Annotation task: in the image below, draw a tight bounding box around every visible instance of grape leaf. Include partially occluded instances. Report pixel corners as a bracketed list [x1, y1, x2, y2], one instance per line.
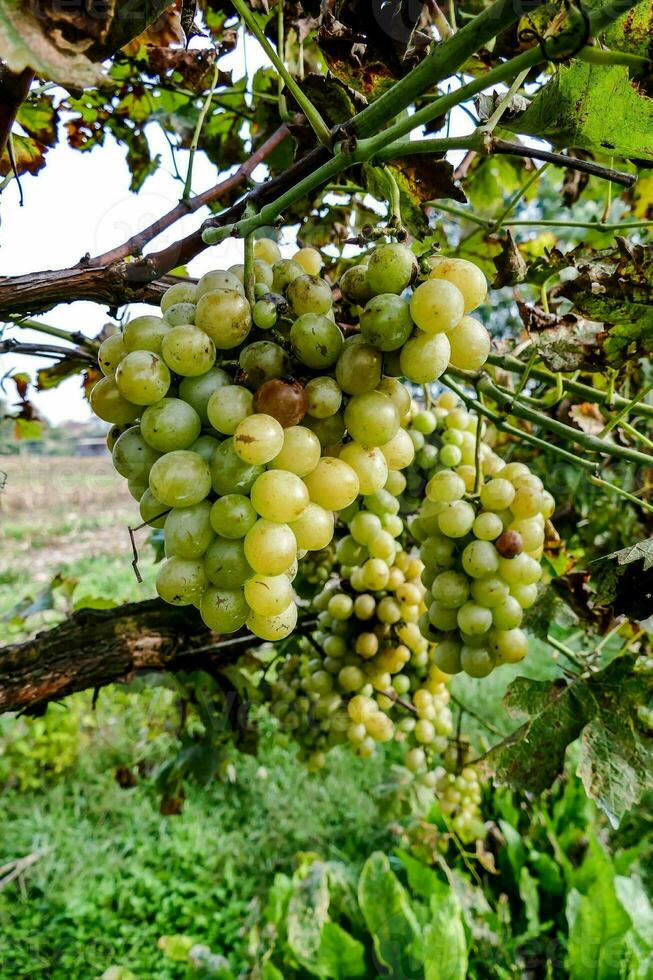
[592, 539, 653, 619]
[315, 922, 366, 979]
[566, 878, 632, 979]
[423, 892, 468, 980]
[357, 852, 421, 978]
[286, 861, 331, 973]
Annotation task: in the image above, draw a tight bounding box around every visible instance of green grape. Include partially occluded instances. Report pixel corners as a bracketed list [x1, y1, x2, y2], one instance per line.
[149, 450, 212, 507]
[161, 281, 197, 311]
[498, 552, 542, 586]
[161, 325, 215, 376]
[380, 428, 414, 470]
[305, 376, 342, 418]
[439, 444, 462, 467]
[106, 423, 133, 452]
[336, 535, 367, 565]
[426, 469, 465, 503]
[289, 502, 334, 551]
[409, 279, 464, 333]
[210, 493, 258, 538]
[359, 294, 413, 351]
[196, 269, 244, 299]
[272, 258, 304, 292]
[360, 558, 390, 590]
[123, 315, 171, 353]
[127, 477, 148, 500]
[247, 601, 298, 640]
[376, 376, 412, 421]
[448, 315, 491, 371]
[254, 238, 282, 265]
[511, 582, 538, 609]
[460, 645, 496, 677]
[156, 556, 206, 605]
[195, 289, 252, 349]
[412, 409, 437, 434]
[207, 385, 253, 435]
[344, 390, 400, 447]
[349, 511, 382, 545]
[457, 601, 493, 635]
[438, 500, 476, 538]
[473, 512, 504, 541]
[491, 596, 523, 630]
[204, 537, 252, 587]
[480, 478, 515, 510]
[239, 341, 290, 388]
[339, 443, 388, 495]
[509, 517, 545, 551]
[112, 426, 160, 480]
[244, 573, 293, 615]
[98, 333, 127, 375]
[233, 413, 284, 464]
[253, 298, 278, 329]
[434, 638, 462, 674]
[364, 488, 399, 516]
[290, 314, 343, 369]
[268, 425, 321, 477]
[303, 457, 359, 511]
[286, 275, 332, 316]
[489, 627, 528, 663]
[399, 331, 450, 384]
[471, 576, 509, 608]
[303, 411, 345, 448]
[210, 438, 264, 495]
[431, 570, 469, 608]
[115, 350, 170, 405]
[189, 434, 220, 462]
[90, 376, 140, 425]
[140, 398, 201, 452]
[339, 264, 372, 305]
[510, 485, 543, 519]
[178, 367, 231, 424]
[384, 469, 406, 495]
[293, 247, 323, 276]
[427, 256, 488, 312]
[163, 302, 196, 327]
[428, 601, 458, 631]
[365, 243, 417, 295]
[462, 540, 500, 578]
[164, 501, 214, 559]
[200, 587, 249, 632]
[250, 469, 310, 523]
[139, 487, 168, 528]
[335, 336, 382, 395]
[244, 519, 297, 575]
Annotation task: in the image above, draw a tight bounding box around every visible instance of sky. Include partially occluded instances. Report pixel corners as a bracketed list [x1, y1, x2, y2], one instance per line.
[0, 35, 480, 425]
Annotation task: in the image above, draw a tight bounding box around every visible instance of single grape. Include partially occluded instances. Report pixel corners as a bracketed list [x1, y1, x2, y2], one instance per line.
[195, 289, 252, 349]
[139, 487, 168, 528]
[303, 411, 346, 448]
[462, 540, 500, 578]
[290, 314, 343, 369]
[204, 536, 252, 588]
[253, 298, 278, 330]
[489, 627, 528, 664]
[178, 367, 231, 424]
[438, 500, 476, 538]
[244, 573, 294, 615]
[365, 243, 417, 295]
[286, 275, 332, 316]
[426, 469, 465, 503]
[190, 434, 220, 462]
[115, 350, 170, 405]
[112, 426, 160, 480]
[268, 425, 321, 477]
[335, 336, 382, 395]
[293, 247, 323, 276]
[460, 645, 496, 677]
[250, 469, 310, 523]
[428, 256, 488, 312]
[90, 376, 140, 425]
[473, 512, 504, 541]
[289, 503, 334, 551]
[163, 302, 196, 327]
[210, 493, 258, 539]
[161, 325, 216, 376]
[471, 576, 509, 608]
[492, 596, 523, 630]
[511, 582, 538, 609]
[376, 376, 412, 421]
[431, 570, 470, 608]
[164, 501, 214, 559]
[380, 428, 415, 470]
[339, 264, 372, 305]
[210, 438, 264, 495]
[480, 478, 515, 511]
[303, 457, 359, 511]
[239, 341, 289, 389]
[200, 587, 249, 632]
[247, 601, 298, 640]
[344, 390, 400, 447]
[253, 379, 308, 427]
[244, 519, 297, 575]
[399, 331, 450, 384]
[339, 443, 388, 495]
[140, 398, 201, 452]
[156, 557, 206, 606]
[233, 413, 284, 464]
[149, 450, 212, 507]
[196, 269, 244, 299]
[161, 281, 196, 311]
[272, 258, 304, 292]
[305, 376, 342, 418]
[359, 294, 413, 351]
[448, 315, 491, 371]
[207, 385, 254, 435]
[98, 333, 127, 375]
[123, 315, 171, 354]
[253, 238, 282, 265]
[409, 279, 464, 334]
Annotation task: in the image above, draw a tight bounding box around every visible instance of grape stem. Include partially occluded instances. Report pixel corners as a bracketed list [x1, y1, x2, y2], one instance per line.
[243, 226, 256, 308]
[3, 316, 96, 350]
[0, 337, 97, 365]
[448, 691, 506, 737]
[183, 60, 221, 201]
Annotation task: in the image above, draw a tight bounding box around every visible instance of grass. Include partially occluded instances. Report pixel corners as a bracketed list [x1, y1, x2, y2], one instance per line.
[0, 455, 393, 978]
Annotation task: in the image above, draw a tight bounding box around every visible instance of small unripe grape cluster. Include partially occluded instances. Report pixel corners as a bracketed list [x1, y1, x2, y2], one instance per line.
[410, 392, 555, 678]
[340, 247, 491, 384]
[435, 750, 484, 843]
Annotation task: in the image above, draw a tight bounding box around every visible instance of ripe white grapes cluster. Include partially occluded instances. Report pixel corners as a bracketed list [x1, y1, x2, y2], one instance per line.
[90, 241, 489, 641]
[410, 392, 555, 677]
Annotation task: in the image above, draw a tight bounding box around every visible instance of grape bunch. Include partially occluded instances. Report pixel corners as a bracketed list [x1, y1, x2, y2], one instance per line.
[409, 392, 555, 678]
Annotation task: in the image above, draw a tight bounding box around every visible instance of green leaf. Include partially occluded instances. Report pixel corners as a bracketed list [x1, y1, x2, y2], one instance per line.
[614, 875, 653, 950]
[286, 861, 331, 973]
[566, 878, 632, 979]
[519, 867, 541, 934]
[158, 934, 194, 962]
[316, 922, 366, 979]
[423, 892, 467, 980]
[358, 852, 421, 978]
[394, 850, 448, 902]
[0, 133, 48, 177]
[261, 964, 284, 980]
